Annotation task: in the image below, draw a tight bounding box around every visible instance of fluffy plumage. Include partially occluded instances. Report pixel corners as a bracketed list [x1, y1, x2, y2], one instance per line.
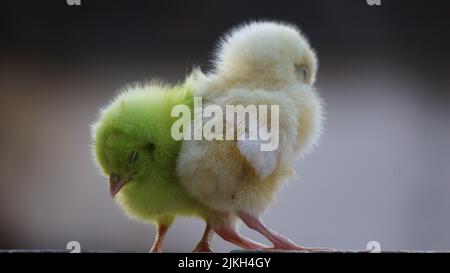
[178, 21, 323, 214]
[92, 82, 220, 251]
[176, 21, 329, 250]
[92, 21, 330, 252]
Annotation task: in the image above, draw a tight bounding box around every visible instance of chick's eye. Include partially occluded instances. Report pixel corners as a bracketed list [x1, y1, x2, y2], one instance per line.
[129, 150, 139, 163]
[111, 174, 120, 183]
[146, 142, 156, 153]
[296, 64, 309, 81]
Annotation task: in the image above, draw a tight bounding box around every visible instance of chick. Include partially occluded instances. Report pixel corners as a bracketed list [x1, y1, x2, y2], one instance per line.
[92, 82, 223, 252]
[177, 21, 329, 250]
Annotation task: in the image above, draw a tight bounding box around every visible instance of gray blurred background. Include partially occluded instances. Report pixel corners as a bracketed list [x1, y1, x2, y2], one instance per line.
[1, 0, 449, 251]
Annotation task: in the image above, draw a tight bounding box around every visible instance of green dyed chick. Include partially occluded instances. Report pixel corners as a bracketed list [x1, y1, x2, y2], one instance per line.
[92, 81, 212, 252]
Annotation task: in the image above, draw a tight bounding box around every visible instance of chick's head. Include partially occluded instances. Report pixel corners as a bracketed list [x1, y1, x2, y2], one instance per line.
[91, 85, 186, 198]
[214, 21, 318, 89]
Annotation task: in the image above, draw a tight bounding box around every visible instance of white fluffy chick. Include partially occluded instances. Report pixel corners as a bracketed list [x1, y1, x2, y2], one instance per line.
[176, 21, 329, 251]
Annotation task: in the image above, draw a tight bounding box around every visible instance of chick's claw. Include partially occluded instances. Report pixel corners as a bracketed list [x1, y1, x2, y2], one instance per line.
[192, 224, 214, 252]
[192, 244, 214, 253]
[212, 225, 268, 250]
[263, 246, 336, 252]
[238, 211, 335, 252]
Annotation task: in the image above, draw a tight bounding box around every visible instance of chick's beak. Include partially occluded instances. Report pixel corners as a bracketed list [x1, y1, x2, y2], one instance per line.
[109, 176, 129, 198]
